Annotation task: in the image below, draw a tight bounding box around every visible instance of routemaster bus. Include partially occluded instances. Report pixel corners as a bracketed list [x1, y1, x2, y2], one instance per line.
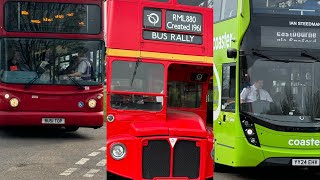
[0, 0, 105, 131]
[106, 0, 214, 179]
[213, 0, 320, 170]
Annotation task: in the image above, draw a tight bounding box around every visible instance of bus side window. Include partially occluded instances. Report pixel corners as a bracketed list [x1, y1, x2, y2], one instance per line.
[212, 0, 222, 23]
[222, 63, 236, 112]
[219, 0, 238, 21]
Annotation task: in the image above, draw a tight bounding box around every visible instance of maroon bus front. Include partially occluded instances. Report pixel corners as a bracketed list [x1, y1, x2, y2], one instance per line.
[0, 0, 105, 130]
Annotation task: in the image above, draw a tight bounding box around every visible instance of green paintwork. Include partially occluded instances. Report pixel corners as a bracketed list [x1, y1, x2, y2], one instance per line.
[213, 0, 320, 167]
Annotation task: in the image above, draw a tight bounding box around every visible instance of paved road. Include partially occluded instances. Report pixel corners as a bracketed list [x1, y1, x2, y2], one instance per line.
[0, 125, 106, 180]
[215, 167, 320, 180]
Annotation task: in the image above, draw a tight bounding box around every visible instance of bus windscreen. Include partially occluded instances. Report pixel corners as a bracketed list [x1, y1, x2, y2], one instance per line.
[0, 38, 104, 86]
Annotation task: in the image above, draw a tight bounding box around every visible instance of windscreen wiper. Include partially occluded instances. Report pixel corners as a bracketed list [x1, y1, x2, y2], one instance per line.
[24, 61, 50, 89]
[66, 75, 85, 90]
[252, 50, 275, 61]
[301, 50, 320, 62]
[24, 73, 42, 89]
[130, 58, 142, 87]
[253, 50, 312, 63]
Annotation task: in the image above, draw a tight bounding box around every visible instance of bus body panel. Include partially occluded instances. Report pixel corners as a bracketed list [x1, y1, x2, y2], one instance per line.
[0, 111, 103, 127]
[0, 0, 105, 128]
[107, 0, 213, 178]
[213, 0, 320, 168]
[0, 85, 103, 112]
[107, 136, 212, 180]
[106, 0, 213, 57]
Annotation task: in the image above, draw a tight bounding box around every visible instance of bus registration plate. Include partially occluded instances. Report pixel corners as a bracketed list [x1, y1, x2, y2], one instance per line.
[292, 159, 320, 166]
[42, 118, 65, 124]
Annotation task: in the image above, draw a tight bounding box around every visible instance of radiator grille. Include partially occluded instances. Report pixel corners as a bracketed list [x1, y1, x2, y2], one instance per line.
[142, 140, 170, 179]
[173, 140, 200, 179]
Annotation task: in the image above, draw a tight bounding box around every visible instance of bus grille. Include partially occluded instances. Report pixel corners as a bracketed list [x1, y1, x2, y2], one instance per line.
[142, 140, 200, 179]
[173, 141, 200, 178]
[142, 140, 170, 179]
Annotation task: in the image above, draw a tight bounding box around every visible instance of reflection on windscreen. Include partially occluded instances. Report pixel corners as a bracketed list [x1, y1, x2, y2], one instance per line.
[178, 0, 208, 7]
[110, 60, 164, 111]
[111, 60, 164, 93]
[253, 0, 320, 16]
[0, 38, 104, 86]
[110, 94, 163, 111]
[168, 82, 202, 108]
[240, 56, 320, 127]
[5, 2, 101, 34]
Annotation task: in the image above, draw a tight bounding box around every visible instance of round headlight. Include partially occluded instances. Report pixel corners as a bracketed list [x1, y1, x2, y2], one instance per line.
[246, 128, 254, 136]
[242, 120, 251, 127]
[250, 137, 257, 144]
[9, 98, 19, 108]
[107, 114, 115, 122]
[110, 143, 127, 160]
[88, 99, 97, 108]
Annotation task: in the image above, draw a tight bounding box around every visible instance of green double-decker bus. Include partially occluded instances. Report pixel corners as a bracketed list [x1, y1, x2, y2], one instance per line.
[213, 0, 320, 169]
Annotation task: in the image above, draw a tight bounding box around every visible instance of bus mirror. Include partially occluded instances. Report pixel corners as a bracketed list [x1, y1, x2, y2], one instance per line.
[227, 48, 237, 59]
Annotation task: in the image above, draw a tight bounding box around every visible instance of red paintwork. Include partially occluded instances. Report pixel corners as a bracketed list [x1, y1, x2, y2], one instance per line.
[106, 0, 214, 179]
[0, 0, 104, 128]
[106, 0, 213, 57]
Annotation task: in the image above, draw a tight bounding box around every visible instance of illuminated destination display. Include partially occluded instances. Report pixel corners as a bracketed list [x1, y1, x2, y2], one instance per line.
[261, 26, 320, 49]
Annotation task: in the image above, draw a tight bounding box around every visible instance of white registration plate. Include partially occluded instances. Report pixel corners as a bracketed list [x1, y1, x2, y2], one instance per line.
[292, 159, 320, 166]
[42, 118, 65, 124]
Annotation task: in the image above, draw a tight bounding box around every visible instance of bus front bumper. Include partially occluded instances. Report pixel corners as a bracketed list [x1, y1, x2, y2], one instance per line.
[233, 137, 320, 167]
[107, 135, 213, 180]
[0, 111, 103, 128]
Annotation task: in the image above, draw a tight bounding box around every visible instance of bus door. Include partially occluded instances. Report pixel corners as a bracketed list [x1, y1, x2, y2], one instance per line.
[215, 63, 237, 164]
[207, 77, 213, 128]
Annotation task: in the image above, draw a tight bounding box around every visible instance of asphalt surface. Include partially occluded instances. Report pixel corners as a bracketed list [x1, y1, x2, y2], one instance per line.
[215, 166, 320, 180]
[0, 125, 106, 180]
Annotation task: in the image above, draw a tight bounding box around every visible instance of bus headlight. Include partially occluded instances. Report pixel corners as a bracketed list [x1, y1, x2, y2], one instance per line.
[110, 143, 127, 160]
[245, 128, 254, 136]
[9, 98, 19, 108]
[107, 114, 115, 122]
[240, 113, 260, 147]
[88, 99, 97, 108]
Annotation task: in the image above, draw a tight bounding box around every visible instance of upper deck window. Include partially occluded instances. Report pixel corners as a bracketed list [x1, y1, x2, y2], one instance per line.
[212, 0, 238, 23]
[253, 0, 320, 16]
[177, 0, 207, 7]
[5, 2, 101, 34]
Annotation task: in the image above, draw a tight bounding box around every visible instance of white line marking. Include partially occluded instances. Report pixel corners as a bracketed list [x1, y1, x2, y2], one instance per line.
[88, 152, 101, 157]
[99, 147, 106, 151]
[83, 169, 100, 177]
[96, 159, 106, 167]
[75, 158, 90, 165]
[60, 168, 77, 176]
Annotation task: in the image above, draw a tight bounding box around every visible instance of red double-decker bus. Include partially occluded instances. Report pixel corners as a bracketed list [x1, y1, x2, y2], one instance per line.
[0, 0, 105, 131]
[106, 0, 214, 179]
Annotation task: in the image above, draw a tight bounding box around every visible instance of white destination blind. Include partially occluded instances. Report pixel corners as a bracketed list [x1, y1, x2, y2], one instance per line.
[166, 10, 202, 34]
[143, 30, 203, 44]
